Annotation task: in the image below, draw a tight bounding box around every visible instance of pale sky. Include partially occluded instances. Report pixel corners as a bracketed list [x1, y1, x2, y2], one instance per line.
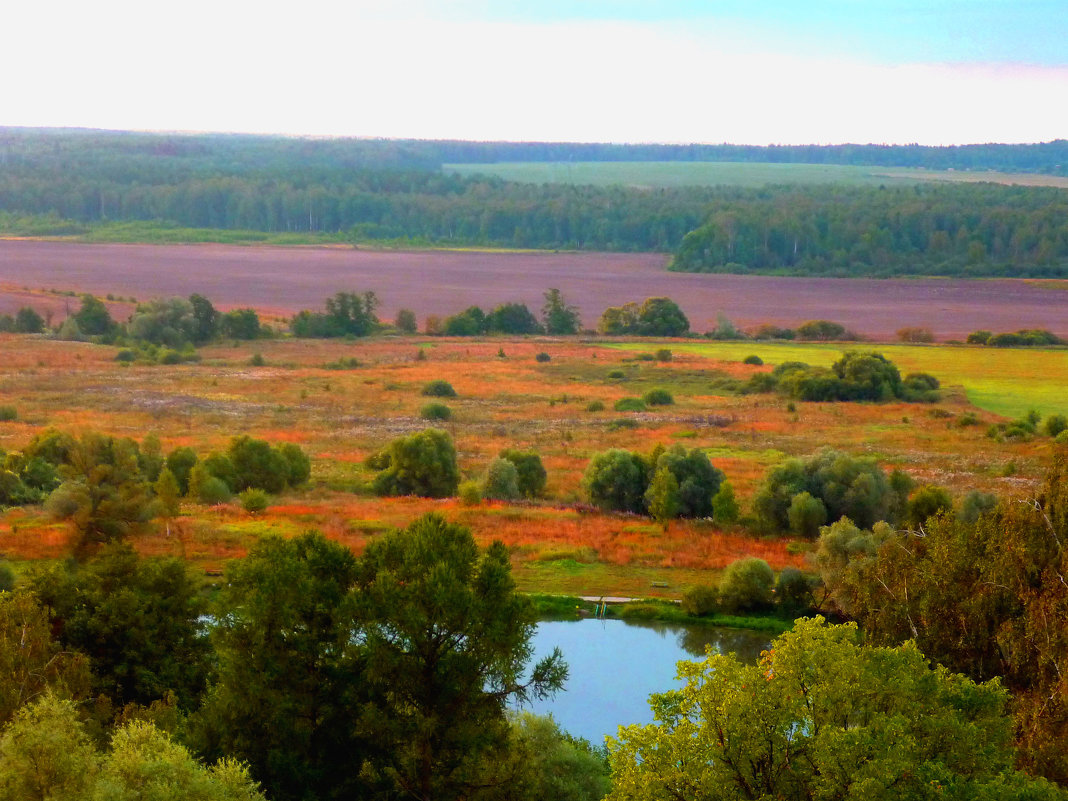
[4, 0, 1067, 145]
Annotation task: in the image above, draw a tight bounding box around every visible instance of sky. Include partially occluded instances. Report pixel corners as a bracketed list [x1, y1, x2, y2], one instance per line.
[4, 0, 1067, 145]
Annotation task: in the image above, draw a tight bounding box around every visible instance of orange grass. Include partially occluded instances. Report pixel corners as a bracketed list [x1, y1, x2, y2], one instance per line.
[0, 333, 1054, 596]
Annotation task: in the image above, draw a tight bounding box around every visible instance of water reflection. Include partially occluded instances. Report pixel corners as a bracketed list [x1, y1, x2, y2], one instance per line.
[523, 619, 769, 745]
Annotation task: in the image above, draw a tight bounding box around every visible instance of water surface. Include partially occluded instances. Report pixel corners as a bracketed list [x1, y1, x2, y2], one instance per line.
[522, 619, 770, 745]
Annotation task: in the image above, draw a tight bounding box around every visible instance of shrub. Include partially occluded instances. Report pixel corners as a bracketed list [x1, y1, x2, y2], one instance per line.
[277, 442, 312, 486]
[711, 480, 739, 525]
[655, 349, 673, 362]
[458, 480, 482, 506]
[0, 561, 15, 592]
[535, 352, 551, 363]
[483, 457, 521, 501]
[248, 352, 266, 367]
[904, 484, 953, 528]
[753, 449, 905, 533]
[485, 302, 542, 335]
[896, 326, 934, 343]
[775, 567, 814, 614]
[422, 380, 457, 398]
[240, 488, 270, 513]
[681, 585, 718, 617]
[420, 402, 452, 421]
[787, 491, 828, 539]
[115, 349, 136, 363]
[585, 400, 605, 412]
[0, 406, 17, 422]
[718, 558, 775, 614]
[159, 349, 182, 365]
[499, 449, 547, 498]
[796, 320, 846, 341]
[966, 330, 992, 345]
[1044, 414, 1068, 438]
[959, 490, 997, 524]
[394, 308, 418, 334]
[742, 354, 764, 366]
[642, 388, 674, 406]
[635, 352, 655, 362]
[652, 444, 725, 519]
[614, 398, 647, 412]
[166, 447, 198, 495]
[606, 369, 626, 380]
[583, 449, 648, 514]
[228, 436, 290, 494]
[14, 307, 45, 334]
[371, 428, 460, 498]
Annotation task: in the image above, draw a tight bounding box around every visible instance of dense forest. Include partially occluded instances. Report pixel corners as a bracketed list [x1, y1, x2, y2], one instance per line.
[2, 127, 1068, 275]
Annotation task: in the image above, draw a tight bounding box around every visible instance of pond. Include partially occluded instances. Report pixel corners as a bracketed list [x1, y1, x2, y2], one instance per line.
[521, 619, 771, 745]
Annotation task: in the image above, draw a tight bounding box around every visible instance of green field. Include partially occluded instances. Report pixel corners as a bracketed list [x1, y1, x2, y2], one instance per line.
[606, 341, 1068, 419]
[444, 161, 1068, 190]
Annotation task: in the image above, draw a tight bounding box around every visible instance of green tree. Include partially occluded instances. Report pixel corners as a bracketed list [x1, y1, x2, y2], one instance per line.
[597, 302, 639, 335]
[645, 466, 680, 525]
[905, 484, 954, 528]
[583, 449, 649, 514]
[227, 436, 289, 494]
[608, 618, 1061, 801]
[505, 713, 610, 801]
[541, 288, 582, 335]
[653, 444, 724, 519]
[716, 557, 774, 614]
[354, 514, 567, 801]
[394, 308, 418, 334]
[0, 693, 98, 800]
[370, 428, 461, 498]
[636, 297, 689, 337]
[12, 307, 44, 334]
[128, 297, 197, 347]
[0, 592, 91, 727]
[220, 308, 261, 340]
[499, 449, 547, 498]
[483, 457, 521, 501]
[190, 532, 364, 801]
[45, 433, 154, 555]
[32, 544, 210, 710]
[72, 294, 118, 338]
[485, 302, 543, 334]
[153, 467, 181, 520]
[787, 490, 827, 538]
[166, 447, 198, 495]
[188, 293, 220, 344]
[711, 480, 739, 525]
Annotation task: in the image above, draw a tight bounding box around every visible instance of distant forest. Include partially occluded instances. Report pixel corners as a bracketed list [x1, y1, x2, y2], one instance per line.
[2, 127, 1068, 277]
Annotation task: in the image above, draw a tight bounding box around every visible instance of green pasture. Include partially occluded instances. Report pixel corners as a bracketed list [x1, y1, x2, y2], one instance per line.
[605, 341, 1068, 419]
[443, 161, 1068, 190]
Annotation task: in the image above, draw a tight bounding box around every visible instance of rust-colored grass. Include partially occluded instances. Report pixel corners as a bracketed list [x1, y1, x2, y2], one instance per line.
[0, 331, 1054, 598]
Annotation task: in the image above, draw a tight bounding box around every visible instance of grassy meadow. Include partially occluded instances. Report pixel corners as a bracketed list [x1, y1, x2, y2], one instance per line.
[0, 332, 1060, 598]
[443, 161, 1068, 190]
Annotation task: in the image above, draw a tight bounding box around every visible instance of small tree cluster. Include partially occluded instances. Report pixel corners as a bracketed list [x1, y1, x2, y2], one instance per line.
[967, 328, 1063, 347]
[291, 290, 379, 337]
[741, 351, 940, 403]
[368, 428, 461, 498]
[584, 444, 728, 522]
[597, 297, 689, 337]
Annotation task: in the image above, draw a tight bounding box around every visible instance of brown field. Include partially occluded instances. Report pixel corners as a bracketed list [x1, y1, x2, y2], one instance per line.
[2, 240, 1067, 340]
[0, 331, 1055, 598]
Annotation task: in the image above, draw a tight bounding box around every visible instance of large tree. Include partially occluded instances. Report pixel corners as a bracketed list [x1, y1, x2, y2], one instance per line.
[354, 513, 567, 801]
[608, 617, 1062, 801]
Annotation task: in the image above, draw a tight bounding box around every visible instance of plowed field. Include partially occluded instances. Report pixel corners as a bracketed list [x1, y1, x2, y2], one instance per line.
[1, 239, 1066, 340]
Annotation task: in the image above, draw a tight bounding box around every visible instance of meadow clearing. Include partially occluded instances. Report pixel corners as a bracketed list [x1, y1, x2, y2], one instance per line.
[0, 329, 1060, 598]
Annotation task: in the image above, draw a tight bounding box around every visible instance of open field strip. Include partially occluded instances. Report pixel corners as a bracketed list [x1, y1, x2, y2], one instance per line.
[605, 341, 1068, 419]
[444, 161, 1068, 189]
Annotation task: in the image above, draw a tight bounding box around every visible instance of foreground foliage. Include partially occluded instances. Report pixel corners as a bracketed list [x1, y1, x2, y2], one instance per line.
[608, 618, 1065, 801]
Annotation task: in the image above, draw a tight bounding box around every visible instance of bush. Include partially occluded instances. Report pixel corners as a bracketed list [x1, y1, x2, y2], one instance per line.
[499, 449, 547, 498]
[585, 400, 605, 412]
[371, 428, 460, 498]
[655, 349, 673, 362]
[635, 352, 655, 361]
[966, 330, 992, 345]
[483, 457, 521, 501]
[240, 488, 270, 513]
[718, 558, 775, 614]
[614, 398, 647, 412]
[115, 349, 136, 362]
[904, 484, 953, 528]
[420, 402, 452, 421]
[583, 449, 648, 513]
[606, 369, 626, 380]
[14, 306, 45, 334]
[277, 442, 312, 486]
[195, 472, 232, 505]
[1044, 414, 1068, 438]
[0, 561, 14, 592]
[681, 585, 718, 616]
[248, 352, 266, 367]
[535, 352, 551, 363]
[394, 308, 418, 334]
[228, 436, 290, 494]
[458, 480, 482, 506]
[642, 388, 674, 406]
[896, 326, 934, 343]
[422, 380, 457, 398]
[775, 567, 814, 614]
[742, 354, 764, 365]
[796, 320, 846, 341]
[652, 444, 726, 519]
[711, 480, 739, 524]
[0, 406, 17, 422]
[787, 491, 828, 539]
